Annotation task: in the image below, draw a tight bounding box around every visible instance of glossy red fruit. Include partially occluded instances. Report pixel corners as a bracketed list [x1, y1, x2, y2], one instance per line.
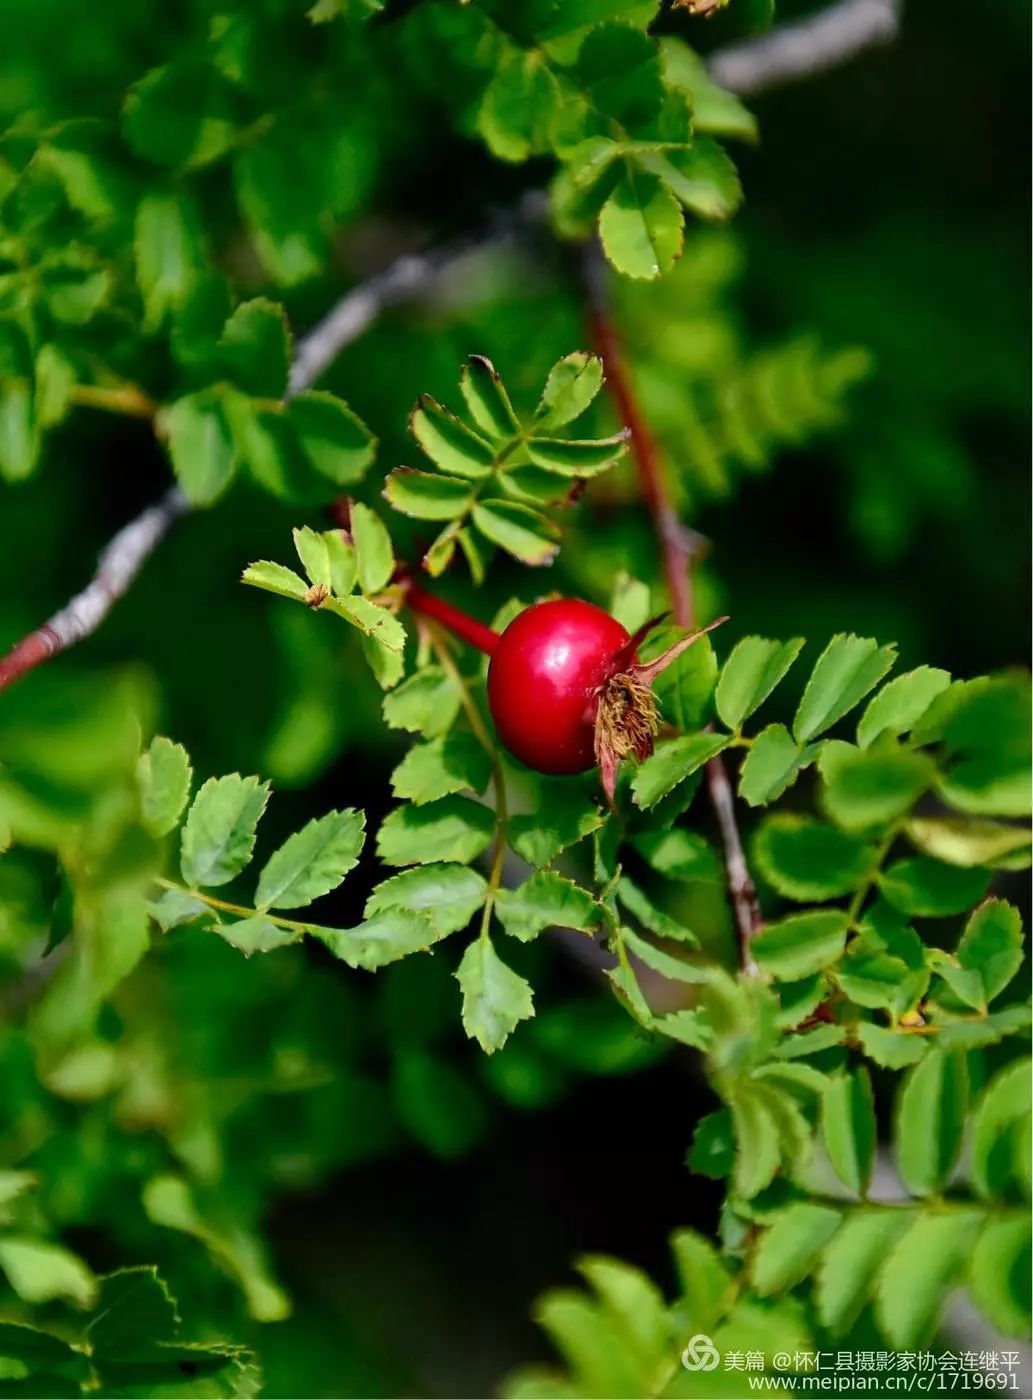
[487, 599, 631, 775]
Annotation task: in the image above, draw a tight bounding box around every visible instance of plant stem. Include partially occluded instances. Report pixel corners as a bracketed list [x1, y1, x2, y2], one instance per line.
[71, 382, 158, 420]
[583, 243, 764, 973]
[152, 877, 314, 934]
[402, 578, 500, 657]
[421, 623, 510, 939]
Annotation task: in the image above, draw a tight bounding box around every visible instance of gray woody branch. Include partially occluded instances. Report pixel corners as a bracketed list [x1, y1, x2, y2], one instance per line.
[710, 0, 902, 96]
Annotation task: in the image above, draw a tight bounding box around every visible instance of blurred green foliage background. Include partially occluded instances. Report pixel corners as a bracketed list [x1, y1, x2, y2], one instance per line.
[0, 0, 1026, 1394]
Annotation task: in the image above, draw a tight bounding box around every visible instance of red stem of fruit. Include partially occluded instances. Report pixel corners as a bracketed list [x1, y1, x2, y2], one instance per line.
[402, 579, 500, 657]
[584, 245, 764, 970]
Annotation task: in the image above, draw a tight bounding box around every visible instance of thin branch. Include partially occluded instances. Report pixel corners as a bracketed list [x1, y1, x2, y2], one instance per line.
[708, 0, 902, 97]
[0, 196, 547, 695]
[583, 242, 763, 971]
[288, 191, 547, 395]
[0, 486, 189, 691]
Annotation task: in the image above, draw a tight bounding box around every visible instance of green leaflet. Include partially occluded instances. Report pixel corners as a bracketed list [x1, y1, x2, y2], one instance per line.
[754, 815, 874, 902]
[375, 797, 495, 867]
[455, 935, 534, 1053]
[752, 1203, 842, 1297]
[752, 910, 849, 981]
[794, 635, 897, 743]
[716, 636, 805, 731]
[180, 774, 269, 888]
[254, 809, 365, 910]
[821, 1069, 876, 1197]
[876, 1212, 983, 1349]
[137, 736, 192, 837]
[894, 1050, 968, 1197]
[495, 871, 600, 942]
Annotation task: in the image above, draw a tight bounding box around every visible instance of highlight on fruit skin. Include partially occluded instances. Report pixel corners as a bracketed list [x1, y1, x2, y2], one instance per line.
[485, 598, 727, 802]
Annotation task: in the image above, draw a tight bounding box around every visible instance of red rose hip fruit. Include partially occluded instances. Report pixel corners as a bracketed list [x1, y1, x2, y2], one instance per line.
[485, 598, 726, 801]
[487, 599, 630, 775]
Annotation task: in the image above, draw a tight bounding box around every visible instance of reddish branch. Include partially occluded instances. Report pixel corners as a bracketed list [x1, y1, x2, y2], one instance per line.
[583, 246, 764, 969]
[401, 578, 500, 657]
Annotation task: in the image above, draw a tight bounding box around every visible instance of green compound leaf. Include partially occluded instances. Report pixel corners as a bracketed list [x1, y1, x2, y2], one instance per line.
[955, 897, 1024, 1004]
[495, 872, 600, 942]
[715, 636, 804, 731]
[752, 910, 850, 981]
[314, 908, 440, 971]
[752, 1203, 842, 1297]
[376, 796, 495, 866]
[255, 808, 365, 910]
[534, 352, 604, 430]
[365, 864, 487, 939]
[754, 815, 875, 902]
[630, 731, 729, 808]
[816, 1211, 911, 1335]
[455, 935, 534, 1053]
[876, 1211, 983, 1350]
[895, 1049, 968, 1197]
[390, 731, 492, 806]
[794, 634, 897, 743]
[878, 856, 989, 917]
[180, 774, 270, 888]
[599, 170, 683, 281]
[856, 666, 952, 748]
[160, 390, 237, 505]
[287, 390, 376, 486]
[738, 724, 815, 806]
[821, 1068, 876, 1197]
[137, 736, 192, 837]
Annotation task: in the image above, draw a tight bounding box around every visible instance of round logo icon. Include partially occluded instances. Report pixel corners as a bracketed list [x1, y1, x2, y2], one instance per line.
[681, 1334, 721, 1372]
